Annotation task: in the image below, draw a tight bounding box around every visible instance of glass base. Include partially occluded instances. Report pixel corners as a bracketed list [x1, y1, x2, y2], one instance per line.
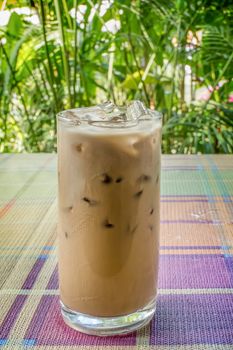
[60, 298, 156, 336]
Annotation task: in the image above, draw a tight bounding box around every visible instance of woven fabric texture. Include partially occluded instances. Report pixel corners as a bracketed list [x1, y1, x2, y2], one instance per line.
[0, 154, 233, 349]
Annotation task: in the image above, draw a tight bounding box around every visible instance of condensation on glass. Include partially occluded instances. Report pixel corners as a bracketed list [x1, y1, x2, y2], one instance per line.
[57, 101, 162, 335]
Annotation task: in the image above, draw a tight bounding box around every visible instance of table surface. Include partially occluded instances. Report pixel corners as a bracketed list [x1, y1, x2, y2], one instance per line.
[0, 154, 233, 349]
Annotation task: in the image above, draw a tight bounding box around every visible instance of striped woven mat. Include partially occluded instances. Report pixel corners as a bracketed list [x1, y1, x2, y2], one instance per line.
[0, 154, 233, 349]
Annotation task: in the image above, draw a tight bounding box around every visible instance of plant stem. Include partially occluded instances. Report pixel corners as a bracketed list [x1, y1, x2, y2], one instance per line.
[37, 60, 50, 98]
[127, 28, 150, 106]
[108, 43, 116, 102]
[73, 0, 78, 106]
[168, 17, 181, 120]
[54, 0, 72, 107]
[180, 62, 185, 109]
[140, 53, 155, 88]
[123, 47, 140, 93]
[61, 0, 72, 29]
[39, 0, 59, 115]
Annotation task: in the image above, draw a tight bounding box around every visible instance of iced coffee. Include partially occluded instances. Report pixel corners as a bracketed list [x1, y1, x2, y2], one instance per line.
[57, 101, 162, 335]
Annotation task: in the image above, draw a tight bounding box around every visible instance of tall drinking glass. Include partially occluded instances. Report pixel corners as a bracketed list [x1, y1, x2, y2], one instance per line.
[57, 101, 162, 335]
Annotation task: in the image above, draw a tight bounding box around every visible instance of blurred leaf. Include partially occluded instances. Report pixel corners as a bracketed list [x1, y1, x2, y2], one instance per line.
[156, 50, 163, 67]
[7, 12, 22, 37]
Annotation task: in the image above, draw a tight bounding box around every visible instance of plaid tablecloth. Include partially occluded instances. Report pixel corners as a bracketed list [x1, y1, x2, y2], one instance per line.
[0, 154, 233, 349]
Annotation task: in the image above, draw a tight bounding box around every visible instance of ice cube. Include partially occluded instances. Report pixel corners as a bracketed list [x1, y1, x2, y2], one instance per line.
[59, 100, 159, 127]
[126, 100, 149, 121]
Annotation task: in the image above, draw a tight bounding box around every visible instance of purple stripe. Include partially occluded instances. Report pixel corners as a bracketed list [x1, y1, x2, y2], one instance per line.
[24, 295, 53, 341]
[46, 265, 58, 289]
[162, 194, 208, 197]
[161, 199, 233, 202]
[150, 294, 233, 345]
[162, 166, 233, 170]
[161, 199, 209, 202]
[224, 257, 233, 286]
[25, 296, 136, 346]
[158, 255, 233, 289]
[161, 254, 224, 257]
[161, 220, 214, 224]
[160, 246, 222, 250]
[161, 195, 233, 197]
[0, 295, 27, 338]
[22, 258, 46, 289]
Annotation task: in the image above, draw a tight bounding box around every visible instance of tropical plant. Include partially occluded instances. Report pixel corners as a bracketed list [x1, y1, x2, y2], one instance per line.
[0, 0, 232, 153]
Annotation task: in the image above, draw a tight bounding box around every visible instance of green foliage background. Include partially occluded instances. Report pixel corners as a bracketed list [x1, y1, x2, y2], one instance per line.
[0, 0, 233, 153]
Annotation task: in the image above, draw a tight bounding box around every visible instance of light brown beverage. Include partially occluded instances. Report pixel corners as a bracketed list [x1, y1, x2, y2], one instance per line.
[57, 101, 161, 334]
